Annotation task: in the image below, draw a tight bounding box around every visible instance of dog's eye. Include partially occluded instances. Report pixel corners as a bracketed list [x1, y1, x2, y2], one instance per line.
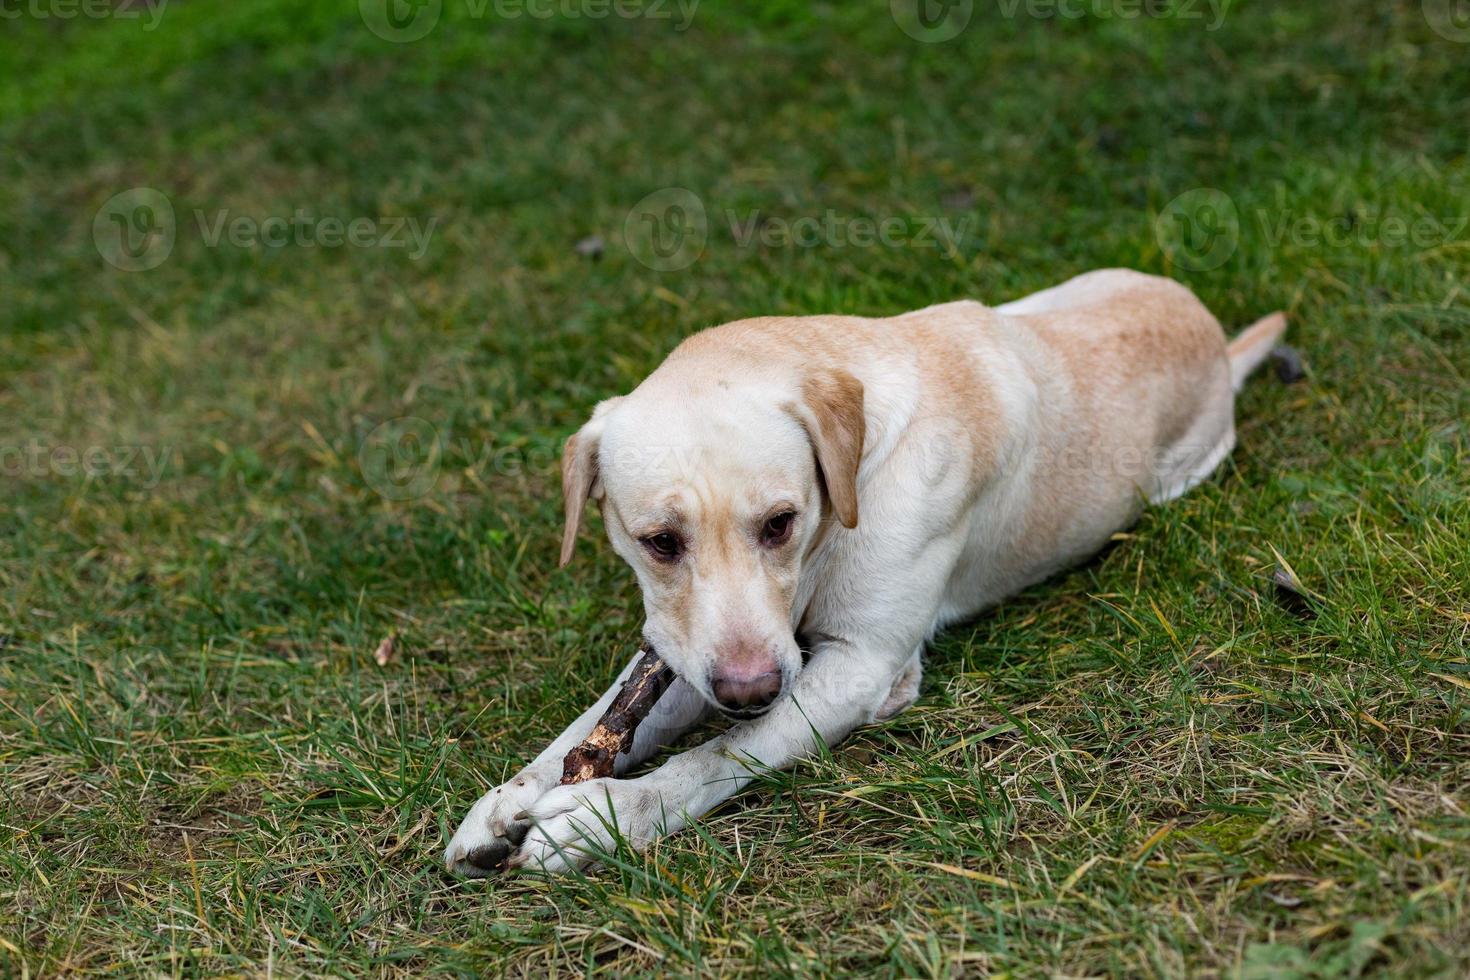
[641, 532, 683, 562]
[761, 511, 797, 547]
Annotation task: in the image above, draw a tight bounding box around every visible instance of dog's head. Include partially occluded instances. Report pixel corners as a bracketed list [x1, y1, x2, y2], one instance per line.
[559, 367, 864, 717]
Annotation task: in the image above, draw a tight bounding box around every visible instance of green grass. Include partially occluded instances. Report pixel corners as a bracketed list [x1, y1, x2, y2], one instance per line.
[2, 0, 1468, 974]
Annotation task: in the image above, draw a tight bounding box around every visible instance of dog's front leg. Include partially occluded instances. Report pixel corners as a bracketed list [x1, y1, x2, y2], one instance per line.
[444, 651, 710, 876]
[512, 639, 914, 873]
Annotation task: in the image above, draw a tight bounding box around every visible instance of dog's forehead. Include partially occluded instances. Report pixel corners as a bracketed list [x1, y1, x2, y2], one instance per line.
[599, 395, 809, 503]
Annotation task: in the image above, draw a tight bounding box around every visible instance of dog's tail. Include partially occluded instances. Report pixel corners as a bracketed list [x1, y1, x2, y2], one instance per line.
[1227, 312, 1288, 392]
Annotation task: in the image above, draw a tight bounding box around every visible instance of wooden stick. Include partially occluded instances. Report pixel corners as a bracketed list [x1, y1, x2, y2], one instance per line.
[560, 646, 673, 784]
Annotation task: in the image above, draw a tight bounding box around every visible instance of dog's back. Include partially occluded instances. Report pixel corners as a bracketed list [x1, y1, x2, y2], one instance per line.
[918, 270, 1283, 620]
[997, 269, 1240, 503]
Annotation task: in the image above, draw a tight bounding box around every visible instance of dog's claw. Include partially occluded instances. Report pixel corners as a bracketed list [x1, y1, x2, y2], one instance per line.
[444, 769, 553, 877]
[464, 842, 512, 872]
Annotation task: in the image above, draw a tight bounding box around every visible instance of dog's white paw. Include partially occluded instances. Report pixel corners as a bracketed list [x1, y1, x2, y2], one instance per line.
[443, 766, 558, 877]
[508, 776, 680, 875]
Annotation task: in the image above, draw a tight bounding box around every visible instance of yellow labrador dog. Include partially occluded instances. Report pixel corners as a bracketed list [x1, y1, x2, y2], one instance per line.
[445, 269, 1286, 875]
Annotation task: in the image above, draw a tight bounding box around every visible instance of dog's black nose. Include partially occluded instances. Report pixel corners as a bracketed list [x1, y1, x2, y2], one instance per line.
[711, 670, 782, 712]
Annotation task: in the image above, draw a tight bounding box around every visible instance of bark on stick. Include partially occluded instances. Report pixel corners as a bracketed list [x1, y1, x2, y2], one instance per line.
[560, 646, 673, 784]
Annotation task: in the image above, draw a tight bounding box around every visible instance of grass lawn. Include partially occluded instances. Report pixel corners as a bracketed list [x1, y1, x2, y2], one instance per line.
[2, 0, 1468, 974]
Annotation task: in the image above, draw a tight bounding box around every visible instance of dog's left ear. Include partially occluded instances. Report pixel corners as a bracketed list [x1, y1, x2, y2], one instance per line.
[790, 369, 865, 529]
[560, 396, 623, 567]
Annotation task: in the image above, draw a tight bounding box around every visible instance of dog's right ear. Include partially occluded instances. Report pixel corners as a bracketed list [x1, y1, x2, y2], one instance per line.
[560, 397, 623, 567]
